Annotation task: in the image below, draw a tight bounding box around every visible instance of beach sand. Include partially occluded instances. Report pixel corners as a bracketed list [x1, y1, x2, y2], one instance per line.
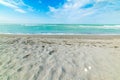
[0, 34, 120, 80]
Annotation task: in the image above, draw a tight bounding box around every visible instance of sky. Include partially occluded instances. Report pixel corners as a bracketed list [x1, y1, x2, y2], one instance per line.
[0, 0, 120, 24]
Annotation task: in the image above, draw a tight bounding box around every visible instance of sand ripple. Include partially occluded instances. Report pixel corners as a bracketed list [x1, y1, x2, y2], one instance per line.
[0, 36, 120, 80]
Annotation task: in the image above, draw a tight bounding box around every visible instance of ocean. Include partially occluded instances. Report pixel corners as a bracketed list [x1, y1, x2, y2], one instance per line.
[0, 24, 120, 34]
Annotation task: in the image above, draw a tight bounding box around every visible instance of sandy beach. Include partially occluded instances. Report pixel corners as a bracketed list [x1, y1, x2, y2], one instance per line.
[0, 34, 120, 80]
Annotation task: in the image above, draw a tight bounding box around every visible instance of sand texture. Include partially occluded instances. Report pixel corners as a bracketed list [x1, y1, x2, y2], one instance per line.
[0, 35, 120, 80]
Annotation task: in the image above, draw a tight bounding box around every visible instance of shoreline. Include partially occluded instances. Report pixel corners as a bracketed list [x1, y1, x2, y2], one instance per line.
[1, 34, 120, 39]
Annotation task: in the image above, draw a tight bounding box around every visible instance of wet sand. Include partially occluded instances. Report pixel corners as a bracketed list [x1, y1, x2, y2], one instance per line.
[0, 34, 120, 80]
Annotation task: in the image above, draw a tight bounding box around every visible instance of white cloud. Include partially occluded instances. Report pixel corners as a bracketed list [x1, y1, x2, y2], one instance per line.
[49, 0, 120, 23]
[49, 0, 95, 22]
[15, 8, 26, 13]
[0, 0, 26, 13]
[0, 0, 33, 13]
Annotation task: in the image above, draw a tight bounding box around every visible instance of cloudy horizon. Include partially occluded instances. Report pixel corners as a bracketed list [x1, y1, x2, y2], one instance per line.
[0, 0, 120, 24]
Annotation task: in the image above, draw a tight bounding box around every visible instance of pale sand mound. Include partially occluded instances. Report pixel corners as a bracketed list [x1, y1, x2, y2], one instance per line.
[0, 36, 120, 80]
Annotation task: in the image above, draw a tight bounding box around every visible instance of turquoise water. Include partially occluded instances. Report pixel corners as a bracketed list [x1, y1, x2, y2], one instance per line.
[0, 24, 120, 34]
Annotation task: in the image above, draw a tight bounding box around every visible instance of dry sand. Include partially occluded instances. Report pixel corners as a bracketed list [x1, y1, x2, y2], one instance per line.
[0, 35, 120, 80]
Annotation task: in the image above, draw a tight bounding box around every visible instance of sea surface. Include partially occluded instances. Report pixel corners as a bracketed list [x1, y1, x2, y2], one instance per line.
[0, 24, 120, 34]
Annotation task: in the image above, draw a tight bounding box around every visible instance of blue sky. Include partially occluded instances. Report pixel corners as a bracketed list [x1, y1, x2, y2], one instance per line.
[0, 0, 120, 24]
